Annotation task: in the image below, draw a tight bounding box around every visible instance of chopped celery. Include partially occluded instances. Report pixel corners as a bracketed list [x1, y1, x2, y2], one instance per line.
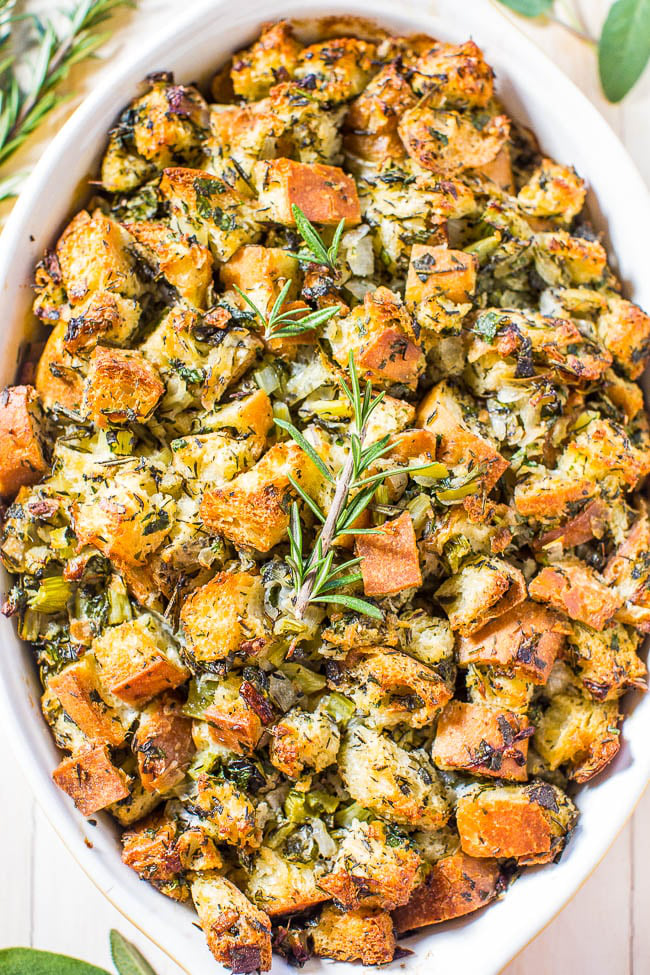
[308, 399, 351, 419]
[107, 587, 132, 624]
[281, 662, 326, 694]
[182, 678, 221, 719]
[104, 429, 135, 456]
[188, 748, 221, 780]
[334, 801, 374, 828]
[254, 365, 280, 395]
[444, 535, 472, 574]
[20, 608, 44, 641]
[28, 577, 71, 613]
[407, 494, 432, 533]
[306, 790, 341, 816]
[322, 692, 356, 727]
[285, 790, 308, 823]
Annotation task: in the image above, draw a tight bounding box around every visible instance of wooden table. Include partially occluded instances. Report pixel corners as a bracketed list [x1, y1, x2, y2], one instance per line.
[1, 1, 648, 972]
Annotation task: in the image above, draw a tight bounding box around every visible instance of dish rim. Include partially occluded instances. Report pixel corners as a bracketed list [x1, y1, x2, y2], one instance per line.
[0, 1, 649, 973]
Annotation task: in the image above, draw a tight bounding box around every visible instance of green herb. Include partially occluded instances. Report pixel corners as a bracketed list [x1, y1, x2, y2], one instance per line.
[0, 948, 110, 974]
[599, 0, 650, 101]
[287, 204, 345, 274]
[473, 310, 501, 343]
[109, 931, 156, 975]
[234, 279, 339, 341]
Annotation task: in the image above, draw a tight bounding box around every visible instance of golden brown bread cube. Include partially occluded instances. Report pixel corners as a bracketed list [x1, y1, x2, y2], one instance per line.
[529, 560, 622, 631]
[534, 498, 608, 553]
[456, 781, 578, 864]
[392, 851, 502, 932]
[133, 693, 194, 793]
[405, 244, 478, 306]
[200, 678, 264, 755]
[35, 321, 85, 413]
[253, 158, 361, 226]
[0, 386, 49, 498]
[566, 621, 646, 701]
[293, 37, 377, 104]
[269, 705, 340, 778]
[62, 291, 140, 355]
[124, 79, 209, 169]
[230, 20, 302, 101]
[92, 616, 188, 706]
[535, 231, 607, 285]
[55, 210, 143, 304]
[517, 159, 586, 224]
[344, 64, 416, 164]
[180, 571, 270, 664]
[311, 905, 396, 965]
[191, 873, 272, 973]
[474, 146, 515, 192]
[357, 511, 421, 597]
[193, 773, 262, 850]
[433, 700, 531, 781]
[83, 347, 164, 427]
[410, 40, 494, 106]
[220, 245, 299, 320]
[399, 105, 509, 176]
[48, 656, 127, 747]
[534, 686, 621, 783]
[435, 556, 526, 637]
[456, 601, 565, 684]
[604, 513, 650, 631]
[52, 745, 130, 816]
[596, 295, 650, 379]
[122, 813, 197, 901]
[245, 847, 329, 918]
[126, 221, 214, 309]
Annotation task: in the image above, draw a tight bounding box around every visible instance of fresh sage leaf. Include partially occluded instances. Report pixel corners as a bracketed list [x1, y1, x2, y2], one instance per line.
[598, 0, 650, 101]
[0, 947, 110, 975]
[109, 932, 156, 975]
[496, 0, 554, 16]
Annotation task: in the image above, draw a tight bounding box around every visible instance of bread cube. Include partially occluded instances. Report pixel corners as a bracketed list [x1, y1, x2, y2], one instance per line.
[436, 556, 526, 636]
[529, 560, 621, 631]
[48, 656, 128, 747]
[269, 705, 340, 778]
[514, 471, 596, 521]
[344, 64, 416, 163]
[398, 106, 509, 176]
[433, 700, 531, 781]
[200, 676, 263, 754]
[56, 210, 143, 304]
[534, 231, 607, 285]
[392, 851, 501, 932]
[254, 158, 361, 226]
[406, 245, 477, 306]
[246, 847, 329, 918]
[357, 511, 421, 597]
[133, 693, 194, 793]
[597, 295, 650, 380]
[534, 498, 608, 553]
[410, 40, 494, 106]
[36, 321, 85, 413]
[562, 419, 647, 493]
[160, 167, 261, 262]
[83, 347, 164, 427]
[456, 781, 578, 864]
[604, 514, 650, 631]
[220, 245, 299, 319]
[466, 666, 535, 715]
[338, 723, 450, 830]
[52, 745, 130, 816]
[126, 78, 209, 168]
[311, 905, 395, 966]
[0, 386, 49, 497]
[180, 571, 270, 664]
[567, 621, 646, 701]
[62, 291, 140, 355]
[126, 221, 214, 308]
[456, 601, 565, 684]
[474, 146, 515, 192]
[293, 37, 377, 104]
[517, 159, 586, 224]
[92, 615, 188, 706]
[193, 773, 262, 850]
[534, 688, 620, 783]
[319, 819, 423, 910]
[200, 442, 319, 552]
[122, 813, 201, 901]
[267, 82, 344, 166]
[230, 21, 302, 101]
[191, 873, 272, 973]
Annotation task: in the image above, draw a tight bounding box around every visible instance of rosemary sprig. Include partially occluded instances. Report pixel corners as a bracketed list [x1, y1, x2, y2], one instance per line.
[287, 204, 345, 275]
[280, 351, 442, 620]
[0, 0, 132, 172]
[233, 279, 339, 341]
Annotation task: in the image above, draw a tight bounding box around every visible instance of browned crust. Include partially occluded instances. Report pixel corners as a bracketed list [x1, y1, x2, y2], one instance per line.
[433, 700, 531, 781]
[311, 905, 395, 965]
[204, 703, 262, 755]
[52, 745, 129, 816]
[357, 511, 421, 596]
[534, 499, 608, 552]
[0, 386, 48, 498]
[406, 244, 477, 306]
[529, 562, 622, 631]
[258, 157, 361, 225]
[134, 694, 195, 793]
[456, 791, 553, 863]
[48, 660, 126, 747]
[84, 346, 164, 427]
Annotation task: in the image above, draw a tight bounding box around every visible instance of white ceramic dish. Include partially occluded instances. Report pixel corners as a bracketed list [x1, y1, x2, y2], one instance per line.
[1, 1, 649, 972]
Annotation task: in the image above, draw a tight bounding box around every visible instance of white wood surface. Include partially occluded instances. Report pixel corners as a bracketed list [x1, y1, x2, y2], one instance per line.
[1, 1, 649, 972]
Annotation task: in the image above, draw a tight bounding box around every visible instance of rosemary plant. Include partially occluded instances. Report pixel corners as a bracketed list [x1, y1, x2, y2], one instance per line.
[233, 278, 339, 341]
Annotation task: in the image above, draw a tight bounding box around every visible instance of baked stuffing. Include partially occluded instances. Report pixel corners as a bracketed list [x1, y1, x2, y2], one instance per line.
[2, 19, 649, 972]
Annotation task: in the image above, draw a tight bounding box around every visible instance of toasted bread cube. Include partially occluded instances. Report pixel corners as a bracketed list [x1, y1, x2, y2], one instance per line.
[92, 616, 188, 706]
[56, 210, 143, 304]
[319, 819, 422, 911]
[345, 63, 416, 137]
[254, 158, 361, 226]
[126, 221, 214, 309]
[160, 168, 261, 262]
[406, 245, 477, 306]
[561, 418, 647, 493]
[327, 286, 425, 389]
[475, 146, 515, 192]
[517, 159, 586, 225]
[83, 347, 164, 427]
[125, 78, 209, 168]
[514, 471, 596, 521]
[357, 511, 421, 597]
[457, 781, 578, 864]
[33, 252, 67, 323]
[312, 905, 395, 965]
[534, 688, 620, 783]
[534, 498, 609, 553]
[294, 37, 377, 104]
[0, 386, 49, 497]
[122, 813, 198, 901]
[100, 131, 157, 194]
[410, 40, 494, 106]
[134, 694, 194, 793]
[193, 773, 262, 850]
[604, 514, 650, 631]
[530, 560, 621, 631]
[597, 295, 650, 379]
[191, 873, 272, 973]
[269, 705, 339, 778]
[200, 676, 263, 754]
[35, 321, 85, 413]
[398, 106, 509, 176]
[335, 648, 452, 729]
[265, 81, 343, 166]
[466, 666, 535, 715]
[246, 847, 329, 918]
[535, 231, 607, 285]
[221, 245, 299, 319]
[436, 556, 526, 636]
[63, 292, 140, 357]
[53, 745, 130, 816]
[457, 601, 565, 684]
[567, 621, 646, 700]
[339, 723, 450, 830]
[393, 851, 501, 932]
[603, 369, 644, 421]
[231, 21, 302, 101]
[48, 656, 127, 747]
[433, 701, 530, 781]
[200, 442, 318, 551]
[180, 571, 270, 664]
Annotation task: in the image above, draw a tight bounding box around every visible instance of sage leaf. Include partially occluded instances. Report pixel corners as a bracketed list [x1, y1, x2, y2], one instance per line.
[497, 0, 554, 16]
[0, 947, 110, 975]
[599, 0, 650, 101]
[109, 932, 156, 975]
